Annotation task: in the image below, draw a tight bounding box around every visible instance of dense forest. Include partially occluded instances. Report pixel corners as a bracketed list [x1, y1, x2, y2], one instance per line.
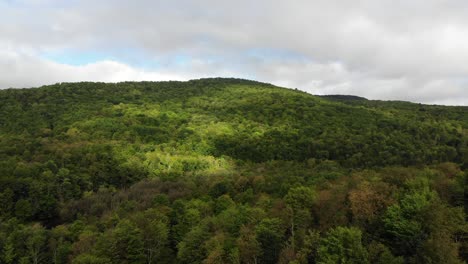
[0, 78, 467, 263]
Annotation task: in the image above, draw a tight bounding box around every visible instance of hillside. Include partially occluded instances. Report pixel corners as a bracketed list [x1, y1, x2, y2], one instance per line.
[0, 78, 467, 263]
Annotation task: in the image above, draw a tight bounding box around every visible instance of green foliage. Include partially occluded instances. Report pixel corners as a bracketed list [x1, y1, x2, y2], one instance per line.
[0, 78, 466, 263]
[317, 226, 369, 264]
[418, 234, 464, 264]
[285, 186, 316, 210]
[177, 225, 210, 264]
[107, 220, 145, 263]
[382, 179, 438, 254]
[367, 242, 404, 264]
[72, 254, 111, 264]
[255, 218, 285, 264]
[237, 225, 261, 264]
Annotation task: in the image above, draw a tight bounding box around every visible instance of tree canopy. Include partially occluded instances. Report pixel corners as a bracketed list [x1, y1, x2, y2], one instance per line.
[0, 78, 467, 263]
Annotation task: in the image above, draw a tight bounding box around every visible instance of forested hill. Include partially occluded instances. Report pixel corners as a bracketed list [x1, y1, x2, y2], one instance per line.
[318, 94, 368, 102]
[1, 78, 467, 167]
[0, 78, 468, 263]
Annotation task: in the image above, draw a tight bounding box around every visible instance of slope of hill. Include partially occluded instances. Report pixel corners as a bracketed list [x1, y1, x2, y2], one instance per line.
[318, 94, 368, 102]
[0, 78, 467, 263]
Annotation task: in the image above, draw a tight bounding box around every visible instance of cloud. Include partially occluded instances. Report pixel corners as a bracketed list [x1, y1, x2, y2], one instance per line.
[0, 0, 467, 105]
[0, 48, 242, 88]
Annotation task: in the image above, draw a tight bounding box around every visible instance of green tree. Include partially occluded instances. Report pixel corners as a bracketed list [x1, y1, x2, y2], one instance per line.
[367, 242, 403, 264]
[237, 226, 261, 264]
[255, 218, 285, 264]
[295, 230, 320, 264]
[0, 188, 14, 217]
[26, 224, 48, 264]
[72, 254, 111, 264]
[49, 225, 72, 264]
[177, 225, 210, 264]
[284, 186, 316, 251]
[15, 199, 33, 221]
[131, 209, 170, 264]
[285, 186, 316, 210]
[106, 220, 145, 264]
[317, 226, 368, 264]
[416, 233, 464, 264]
[382, 179, 438, 255]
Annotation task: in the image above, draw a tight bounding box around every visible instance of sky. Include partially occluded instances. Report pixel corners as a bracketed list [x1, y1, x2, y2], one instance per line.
[1, 0, 468, 105]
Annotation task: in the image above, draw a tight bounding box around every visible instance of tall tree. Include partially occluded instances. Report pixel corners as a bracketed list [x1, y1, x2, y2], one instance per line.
[317, 226, 369, 264]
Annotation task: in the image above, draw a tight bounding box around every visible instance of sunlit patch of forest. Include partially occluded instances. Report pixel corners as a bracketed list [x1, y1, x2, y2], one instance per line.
[0, 78, 467, 263]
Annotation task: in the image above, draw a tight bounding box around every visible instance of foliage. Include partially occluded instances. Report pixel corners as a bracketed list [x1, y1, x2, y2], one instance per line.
[317, 226, 369, 264]
[0, 78, 466, 263]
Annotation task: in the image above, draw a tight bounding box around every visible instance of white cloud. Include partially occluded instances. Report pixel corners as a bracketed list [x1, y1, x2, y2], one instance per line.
[0, 50, 178, 88]
[0, 48, 243, 89]
[0, 0, 467, 105]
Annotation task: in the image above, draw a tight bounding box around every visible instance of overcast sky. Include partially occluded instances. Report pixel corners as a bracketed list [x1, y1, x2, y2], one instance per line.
[1, 0, 468, 105]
